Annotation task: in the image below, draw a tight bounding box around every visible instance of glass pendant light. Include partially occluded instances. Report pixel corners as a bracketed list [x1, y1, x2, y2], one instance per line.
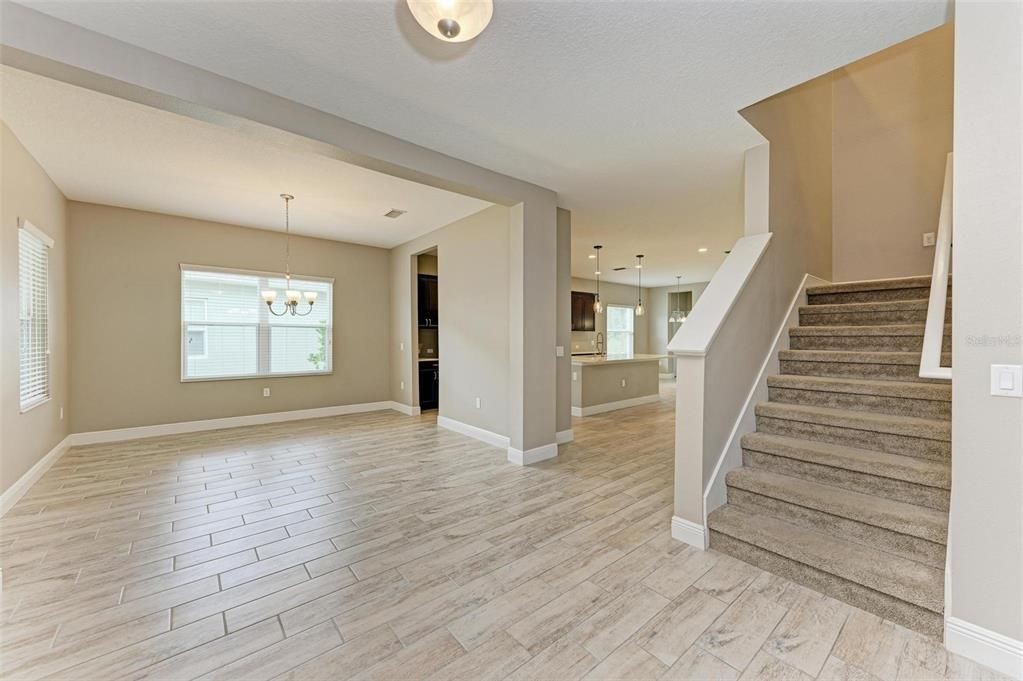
[669, 275, 684, 323]
[634, 254, 645, 316]
[592, 245, 603, 314]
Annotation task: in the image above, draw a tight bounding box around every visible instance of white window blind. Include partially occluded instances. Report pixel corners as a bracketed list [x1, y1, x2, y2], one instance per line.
[19, 220, 53, 411]
[180, 265, 333, 381]
[606, 305, 635, 355]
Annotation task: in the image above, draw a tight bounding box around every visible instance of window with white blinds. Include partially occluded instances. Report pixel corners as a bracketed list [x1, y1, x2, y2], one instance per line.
[19, 220, 53, 412]
[180, 265, 333, 381]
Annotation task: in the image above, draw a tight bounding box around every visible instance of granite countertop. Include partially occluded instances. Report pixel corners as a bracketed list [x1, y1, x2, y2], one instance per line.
[571, 353, 667, 366]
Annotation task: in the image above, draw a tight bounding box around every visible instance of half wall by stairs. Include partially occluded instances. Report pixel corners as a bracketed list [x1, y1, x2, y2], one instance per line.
[707, 275, 952, 637]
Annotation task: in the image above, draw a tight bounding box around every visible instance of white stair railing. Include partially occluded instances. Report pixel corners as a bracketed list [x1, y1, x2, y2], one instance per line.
[920, 152, 953, 380]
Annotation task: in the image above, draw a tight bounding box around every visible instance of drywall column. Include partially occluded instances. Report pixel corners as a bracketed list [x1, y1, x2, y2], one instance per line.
[945, 2, 1023, 676]
[507, 200, 559, 465]
[556, 208, 573, 442]
[743, 143, 769, 236]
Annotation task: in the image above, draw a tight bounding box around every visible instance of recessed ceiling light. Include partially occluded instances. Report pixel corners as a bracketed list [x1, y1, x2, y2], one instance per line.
[594, 270, 601, 276]
[698, 247, 708, 253]
[588, 254, 596, 259]
[384, 209, 407, 219]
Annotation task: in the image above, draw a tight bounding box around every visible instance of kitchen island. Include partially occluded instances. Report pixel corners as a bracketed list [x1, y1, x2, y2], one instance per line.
[571, 353, 668, 416]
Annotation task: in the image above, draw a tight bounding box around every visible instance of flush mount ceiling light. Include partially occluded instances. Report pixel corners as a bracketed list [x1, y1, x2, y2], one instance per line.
[698, 247, 709, 253]
[407, 0, 494, 42]
[261, 194, 317, 317]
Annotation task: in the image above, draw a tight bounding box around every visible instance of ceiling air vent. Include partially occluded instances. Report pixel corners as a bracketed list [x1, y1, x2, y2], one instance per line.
[384, 209, 407, 219]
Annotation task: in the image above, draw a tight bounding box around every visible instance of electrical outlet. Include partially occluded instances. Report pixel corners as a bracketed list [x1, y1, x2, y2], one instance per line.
[620, 378, 627, 388]
[400, 342, 405, 351]
[475, 397, 482, 409]
[59, 406, 64, 420]
[262, 387, 271, 397]
[922, 232, 936, 247]
[400, 380, 405, 391]
[572, 371, 578, 381]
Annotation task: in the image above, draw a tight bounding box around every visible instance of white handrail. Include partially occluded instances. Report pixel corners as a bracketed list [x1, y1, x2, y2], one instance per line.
[920, 152, 953, 380]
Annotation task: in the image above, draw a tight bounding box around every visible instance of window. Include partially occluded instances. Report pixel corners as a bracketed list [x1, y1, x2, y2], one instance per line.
[180, 265, 333, 381]
[606, 305, 635, 355]
[19, 219, 53, 411]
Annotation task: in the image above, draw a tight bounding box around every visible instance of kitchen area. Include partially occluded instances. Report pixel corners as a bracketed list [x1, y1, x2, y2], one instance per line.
[569, 250, 668, 416]
[417, 250, 440, 410]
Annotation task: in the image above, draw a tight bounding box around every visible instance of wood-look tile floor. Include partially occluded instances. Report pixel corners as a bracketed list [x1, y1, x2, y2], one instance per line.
[0, 384, 1009, 680]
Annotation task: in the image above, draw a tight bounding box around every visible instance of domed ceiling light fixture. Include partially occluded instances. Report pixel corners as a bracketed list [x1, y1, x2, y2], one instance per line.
[407, 0, 494, 42]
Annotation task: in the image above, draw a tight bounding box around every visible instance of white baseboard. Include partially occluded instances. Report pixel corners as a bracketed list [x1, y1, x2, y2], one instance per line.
[702, 273, 830, 517]
[507, 442, 558, 466]
[671, 515, 708, 550]
[1, 435, 71, 517]
[390, 402, 421, 416]
[945, 617, 1023, 680]
[556, 429, 574, 444]
[436, 416, 510, 449]
[69, 401, 404, 446]
[571, 394, 661, 417]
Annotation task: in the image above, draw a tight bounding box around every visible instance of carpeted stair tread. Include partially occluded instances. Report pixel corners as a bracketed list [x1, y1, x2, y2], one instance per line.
[724, 467, 948, 544]
[799, 299, 934, 316]
[778, 349, 944, 366]
[740, 432, 950, 489]
[755, 402, 951, 441]
[788, 324, 949, 338]
[766, 374, 951, 403]
[806, 276, 937, 297]
[707, 505, 944, 613]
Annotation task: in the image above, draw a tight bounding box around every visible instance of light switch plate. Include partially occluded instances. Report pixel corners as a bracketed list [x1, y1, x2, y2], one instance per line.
[922, 232, 936, 247]
[555, 346, 565, 357]
[991, 364, 1023, 397]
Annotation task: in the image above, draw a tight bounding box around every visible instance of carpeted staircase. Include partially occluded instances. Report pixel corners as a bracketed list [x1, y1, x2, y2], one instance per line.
[707, 275, 952, 637]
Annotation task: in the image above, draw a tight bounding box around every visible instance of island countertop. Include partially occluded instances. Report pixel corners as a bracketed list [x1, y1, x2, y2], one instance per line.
[571, 353, 667, 367]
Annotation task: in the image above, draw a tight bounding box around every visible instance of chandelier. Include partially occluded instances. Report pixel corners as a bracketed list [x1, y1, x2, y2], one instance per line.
[261, 194, 317, 316]
[669, 275, 688, 324]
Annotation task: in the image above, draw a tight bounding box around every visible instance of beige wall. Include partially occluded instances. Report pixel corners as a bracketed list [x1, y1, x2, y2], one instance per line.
[742, 24, 953, 286]
[66, 202, 391, 433]
[947, 0, 1022, 650]
[832, 24, 953, 281]
[572, 361, 660, 408]
[648, 281, 710, 373]
[390, 205, 511, 438]
[570, 277, 651, 355]
[0, 123, 69, 496]
[556, 208, 571, 433]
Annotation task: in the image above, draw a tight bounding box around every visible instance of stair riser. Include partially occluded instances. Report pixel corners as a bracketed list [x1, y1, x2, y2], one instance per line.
[779, 359, 942, 383]
[799, 310, 933, 326]
[767, 386, 951, 420]
[708, 531, 943, 637]
[725, 486, 946, 568]
[807, 286, 949, 306]
[788, 335, 952, 353]
[742, 450, 949, 511]
[755, 416, 950, 461]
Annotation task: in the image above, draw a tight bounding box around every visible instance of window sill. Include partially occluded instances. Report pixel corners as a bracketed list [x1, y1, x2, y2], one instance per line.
[19, 396, 51, 414]
[180, 371, 333, 383]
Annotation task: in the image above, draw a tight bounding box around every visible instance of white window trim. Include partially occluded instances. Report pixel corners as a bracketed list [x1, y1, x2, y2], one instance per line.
[19, 218, 53, 413]
[179, 264, 334, 382]
[605, 304, 636, 355]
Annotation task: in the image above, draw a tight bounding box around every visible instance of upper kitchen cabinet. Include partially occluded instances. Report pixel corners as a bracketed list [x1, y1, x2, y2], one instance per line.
[418, 274, 438, 327]
[571, 290, 596, 331]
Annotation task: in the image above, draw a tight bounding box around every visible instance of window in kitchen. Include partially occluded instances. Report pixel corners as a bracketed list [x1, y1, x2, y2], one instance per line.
[180, 265, 332, 380]
[606, 304, 635, 355]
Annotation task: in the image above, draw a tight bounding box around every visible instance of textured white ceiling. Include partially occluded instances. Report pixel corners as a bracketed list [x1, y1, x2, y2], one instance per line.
[0, 66, 493, 248]
[18, 1, 949, 285]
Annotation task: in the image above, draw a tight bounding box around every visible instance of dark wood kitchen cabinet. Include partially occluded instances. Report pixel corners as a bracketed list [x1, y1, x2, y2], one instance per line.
[419, 361, 439, 410]
[418, 274, 438, 327]
[571, 291, 596, 331]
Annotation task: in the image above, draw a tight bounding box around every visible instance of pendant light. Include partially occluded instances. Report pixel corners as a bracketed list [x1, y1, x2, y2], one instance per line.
[406, 0, 494, 43]
[634, 254, 645, 317]
[261, 194, 317, 317]
[669, 275, 687, 324]
[592, 245, 604, 314]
